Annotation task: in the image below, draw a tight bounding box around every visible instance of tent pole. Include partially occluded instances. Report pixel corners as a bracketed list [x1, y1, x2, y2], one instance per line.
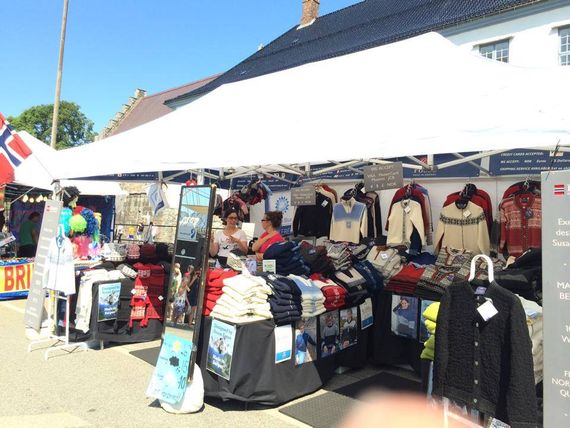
[368, 159, 423, 170]
[450, 153, 491, 176]
[437, 150, 508, 170]
[313, 160, 363, 175]
[407, 156, 432, 170]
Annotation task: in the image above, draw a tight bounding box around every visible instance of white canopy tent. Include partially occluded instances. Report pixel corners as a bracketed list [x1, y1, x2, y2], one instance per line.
[52, 32, 570, 180]
[14, 131, 127, 195]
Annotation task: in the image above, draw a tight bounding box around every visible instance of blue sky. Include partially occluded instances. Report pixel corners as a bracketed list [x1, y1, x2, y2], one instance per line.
[2, 0, 359, 133]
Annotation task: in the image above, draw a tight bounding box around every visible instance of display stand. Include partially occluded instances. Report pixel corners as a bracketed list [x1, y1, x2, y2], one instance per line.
[27, 289, 88, 360]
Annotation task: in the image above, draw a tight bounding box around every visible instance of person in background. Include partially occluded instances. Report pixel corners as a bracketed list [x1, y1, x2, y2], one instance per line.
[209, 210, 248, 266]
[18, 212, 41, 257]
[186, 266, 201, 328]
[252, 211, 285, 261]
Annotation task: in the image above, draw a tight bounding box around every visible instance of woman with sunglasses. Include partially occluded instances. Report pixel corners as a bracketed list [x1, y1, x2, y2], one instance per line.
[209, 210, 248, 266]
[252, 211, 285, 261]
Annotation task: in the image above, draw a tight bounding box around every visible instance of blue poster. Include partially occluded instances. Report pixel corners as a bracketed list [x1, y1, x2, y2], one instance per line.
[97, 282, 121, 322]
[489, 149, 570, 176]
[207, 319, 236, 380]
[265, 191, 295, 236]
[146, 333, 193, 405]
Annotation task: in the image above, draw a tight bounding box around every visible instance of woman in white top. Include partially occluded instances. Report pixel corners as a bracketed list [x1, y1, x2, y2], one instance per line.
[209, 210, 248, 266]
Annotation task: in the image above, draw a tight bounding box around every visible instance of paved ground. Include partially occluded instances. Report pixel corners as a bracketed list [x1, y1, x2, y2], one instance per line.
[0, 298, 403, 428]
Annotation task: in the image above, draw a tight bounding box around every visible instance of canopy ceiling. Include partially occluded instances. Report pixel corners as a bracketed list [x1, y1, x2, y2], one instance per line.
[53, 32, 570, 180]
[14, 132, 127, 195]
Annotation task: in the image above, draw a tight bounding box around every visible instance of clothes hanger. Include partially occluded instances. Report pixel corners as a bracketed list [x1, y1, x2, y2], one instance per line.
[469, 254, 494, 283]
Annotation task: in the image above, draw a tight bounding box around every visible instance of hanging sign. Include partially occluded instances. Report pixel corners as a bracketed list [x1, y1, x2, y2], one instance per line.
[490, 149, 570, 176]
[24, 199, 62, 331]
[363, 162, 403, 191]
[291, 186, 316, 206]
[541, 169, 570, 427]
[274, 325, 293, 364]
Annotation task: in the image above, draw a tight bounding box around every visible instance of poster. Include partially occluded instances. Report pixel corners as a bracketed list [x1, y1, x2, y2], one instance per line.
[419, 299, 436, 343]
[359, 298, 373, 330]
[391, 295, 418, 339]
[207, 319, 236, 380]
[274, 325, 293, 364]
[294, 318, 317, 366]
[146, 333, 193, 405]
[340, 307, 358, 349]
[265, 191, 296, 236]
[98, 282, 121, 321]
[319, 310, 340, 358]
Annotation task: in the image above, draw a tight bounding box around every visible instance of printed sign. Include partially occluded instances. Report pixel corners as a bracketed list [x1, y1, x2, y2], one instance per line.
[363, 162, 404, 191]
[207, 319, 236, 380]
[262, 260, 276, 273]
[491, 149, 570, 176]
[24, 200, 62, 331]
[265, 191, 296, 236]
[295, 318, 317, 366]
[274, 325, 293, 364]
[340, 307, 358, 349]
[391, 294, 418, 339]
[541, 169, 570, 427]
[0, 260, 34, 300]
[146, 333, 193, 405]
[291, 186, 316, 207]
[359, 298, 373, 330]
[98, 282, 121, 321]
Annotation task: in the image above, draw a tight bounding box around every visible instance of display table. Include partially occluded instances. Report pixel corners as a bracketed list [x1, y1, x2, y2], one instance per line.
[196, 314, 371, 406]
[0, 258, 34, 300]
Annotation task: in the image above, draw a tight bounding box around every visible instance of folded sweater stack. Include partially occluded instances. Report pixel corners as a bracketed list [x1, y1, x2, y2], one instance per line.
[353, 260, 384, 292]
[264, 241, 310, 276]
[263, 274, 303, 326]
[420, 302, 439, 361]
[324, 241, 353, 271]
[288, 275, 326, 317]
[310, 273, 347, 311]
[209, 273, 273, 324]
[299, 242, 335, 276]
[203, 269, 238, 316]
[384, 264, 425, 295]
[332, 268, 369, 306]
[366, 247, 403, 281]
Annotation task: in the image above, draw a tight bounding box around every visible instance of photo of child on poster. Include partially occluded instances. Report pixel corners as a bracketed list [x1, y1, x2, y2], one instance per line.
[294, 318, 317, 366]
[340, 307, 358, 349]
[319, 310, 340, 358]
[391, 295, 419, 339]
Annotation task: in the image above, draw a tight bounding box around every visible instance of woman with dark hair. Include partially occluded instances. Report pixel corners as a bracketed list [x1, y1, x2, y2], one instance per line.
[209, 210, 248, 266]
[18, 212, 41, 257]
[252, 211, 285, 261]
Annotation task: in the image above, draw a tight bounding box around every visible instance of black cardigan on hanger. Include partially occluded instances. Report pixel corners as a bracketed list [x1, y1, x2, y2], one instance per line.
[433, 280, 537, 428]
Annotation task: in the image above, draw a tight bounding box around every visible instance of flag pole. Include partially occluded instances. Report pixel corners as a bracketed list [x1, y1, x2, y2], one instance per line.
[50, 0, 70, 149]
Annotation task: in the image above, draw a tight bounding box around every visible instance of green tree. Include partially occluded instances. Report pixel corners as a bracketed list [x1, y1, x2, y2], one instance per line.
[8, 101, 96, 149]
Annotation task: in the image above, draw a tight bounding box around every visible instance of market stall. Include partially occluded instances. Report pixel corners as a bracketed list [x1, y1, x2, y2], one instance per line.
[30, 32, 568, 425]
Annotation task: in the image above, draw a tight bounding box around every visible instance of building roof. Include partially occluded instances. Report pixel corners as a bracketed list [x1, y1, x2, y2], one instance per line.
[107, 74, 220, 137]
[166, 0, 543, 106]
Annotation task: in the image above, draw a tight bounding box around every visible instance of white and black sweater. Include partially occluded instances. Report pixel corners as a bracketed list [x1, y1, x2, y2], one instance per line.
[433, 280, 537, 428]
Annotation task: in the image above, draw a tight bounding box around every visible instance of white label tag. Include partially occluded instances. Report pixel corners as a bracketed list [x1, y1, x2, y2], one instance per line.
[463, 210, 471, 218]
[158, 295, 164, 301]
[404, 206, 411, 214]
[477, 300, 498, 322]
[380, 253, 388, 260]
[321, 200, 329, 207]
[130, 288, 136, 295]
[346, 221, 352, 229]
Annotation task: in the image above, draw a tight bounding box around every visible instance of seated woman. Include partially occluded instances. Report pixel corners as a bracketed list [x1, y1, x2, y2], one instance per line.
[209, 210, 248, 266]
[252, 211, 285, 261]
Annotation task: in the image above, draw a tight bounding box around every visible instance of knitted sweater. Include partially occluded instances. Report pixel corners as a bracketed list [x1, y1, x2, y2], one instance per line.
[433, 281, 537, 428]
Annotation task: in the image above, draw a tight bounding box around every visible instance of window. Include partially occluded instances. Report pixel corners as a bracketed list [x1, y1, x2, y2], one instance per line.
[479, 40, 509, 63]
[560, 26, 570, 66]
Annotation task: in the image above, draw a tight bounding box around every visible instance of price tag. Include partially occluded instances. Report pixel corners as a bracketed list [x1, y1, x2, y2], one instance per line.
[477, 300, 498, 322]
[263, 260, 276, 274]
[463, 210, 472, 218]
[158, 295, 164, 301]
[380, 253, 388, 260]
[321, 200, 329, 207]
[404, 206, 411, 214]
[130, 288, 136, 295]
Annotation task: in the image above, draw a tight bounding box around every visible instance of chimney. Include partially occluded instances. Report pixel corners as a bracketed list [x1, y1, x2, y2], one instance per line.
[300, 0, 319, 28]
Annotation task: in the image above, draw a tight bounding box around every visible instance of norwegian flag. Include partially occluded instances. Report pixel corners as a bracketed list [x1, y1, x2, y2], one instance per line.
[554, 184, 565, 196]
[0, 113, 32, 185]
